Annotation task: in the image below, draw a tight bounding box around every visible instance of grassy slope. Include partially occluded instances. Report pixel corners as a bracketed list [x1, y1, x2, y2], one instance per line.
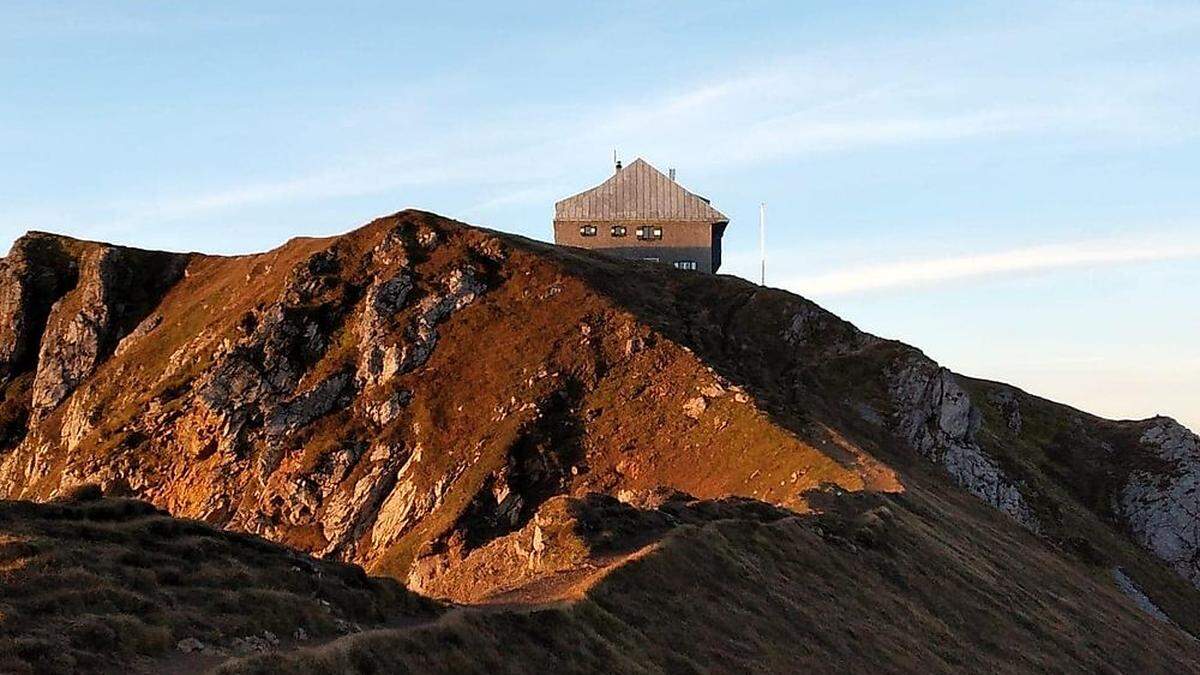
[526, 232, 1200, 635]
[1, 213, 1198, 672]
[5, 215, 897, 581]
[0, 495, 435, 674]
[219, 486, 1200, 674]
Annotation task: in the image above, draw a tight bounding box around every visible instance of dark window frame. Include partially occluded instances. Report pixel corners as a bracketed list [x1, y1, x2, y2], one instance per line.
[636, 225, 663, 241]
[673, 260, 698, 271]
[579, 224, 598, 237]
[611, 225, 627, 237]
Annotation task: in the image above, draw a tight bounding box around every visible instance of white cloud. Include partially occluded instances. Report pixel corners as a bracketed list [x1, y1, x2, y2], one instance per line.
[90, 74, 1169, 230]
[779, 237, 1200, 296]
[11, 2, 1199, 247]
[457, 186, 564, 219]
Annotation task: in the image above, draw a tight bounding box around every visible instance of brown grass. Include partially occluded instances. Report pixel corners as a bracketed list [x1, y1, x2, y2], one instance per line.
[0, 496, 436, 674]
[218, 486, 1200, 674]
[1, 212, 1199, 673]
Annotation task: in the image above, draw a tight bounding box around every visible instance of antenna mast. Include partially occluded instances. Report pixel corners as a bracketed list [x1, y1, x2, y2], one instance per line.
[759, 203, 766, 286]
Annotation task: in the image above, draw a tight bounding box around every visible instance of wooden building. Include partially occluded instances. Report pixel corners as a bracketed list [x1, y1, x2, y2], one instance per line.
[553, 158, 729, 273]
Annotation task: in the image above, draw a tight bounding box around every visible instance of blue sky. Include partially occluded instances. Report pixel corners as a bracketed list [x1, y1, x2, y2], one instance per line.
[2, 1, 1197, 429]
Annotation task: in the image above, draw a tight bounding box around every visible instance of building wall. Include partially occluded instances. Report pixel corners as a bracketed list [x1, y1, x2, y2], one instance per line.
[553, 220, 721, 273]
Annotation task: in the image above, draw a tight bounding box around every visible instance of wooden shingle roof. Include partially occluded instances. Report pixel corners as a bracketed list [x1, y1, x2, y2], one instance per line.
[555, 159, 728, 223]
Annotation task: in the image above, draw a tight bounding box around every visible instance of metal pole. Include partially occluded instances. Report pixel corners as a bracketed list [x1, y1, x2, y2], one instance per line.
[759, 202, 766, 286]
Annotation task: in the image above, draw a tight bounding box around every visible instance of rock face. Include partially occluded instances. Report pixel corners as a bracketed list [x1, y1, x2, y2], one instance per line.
[31, 246, 186, 416]
[0, 209, 1196, 626]
[0, 234, 79, 383]
[1119, 418, 1200, 588]
[888, 354, 1040, 530]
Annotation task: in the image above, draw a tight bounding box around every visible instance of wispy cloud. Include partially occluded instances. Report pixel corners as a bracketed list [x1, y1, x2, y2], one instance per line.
[457, 186, 564, 219]
[780, 237, 1200, 296]
[85, 74, 1177, 231]
[8, 1, 1200, 248]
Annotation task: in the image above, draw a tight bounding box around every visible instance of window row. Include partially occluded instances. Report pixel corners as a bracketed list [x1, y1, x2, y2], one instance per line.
[641, 258, 698, 270]
[578, 224, 663, 240]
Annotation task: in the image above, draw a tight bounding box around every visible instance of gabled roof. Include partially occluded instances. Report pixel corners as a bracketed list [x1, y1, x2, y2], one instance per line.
[555, 159, 728, 223]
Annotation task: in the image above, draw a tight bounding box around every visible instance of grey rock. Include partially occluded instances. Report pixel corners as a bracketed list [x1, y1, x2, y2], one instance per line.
[318, 444, 414, 559]
[356, 271, 413, 387]
[889, 355, 1039, 531]
[1118, 418, 1200, 588]
[1112, 567, 1171, 622]
[363, 389, 412, 427]
[113, 313, 162, 357]
[265, 370, 355, 436]
[782, 301, 880, 357]
[195, 261, 343, 458]
[395, 266, 486, 374]
[30, 249, 120, 414]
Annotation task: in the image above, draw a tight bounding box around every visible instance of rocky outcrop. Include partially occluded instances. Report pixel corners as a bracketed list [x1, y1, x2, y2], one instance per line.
[0, 234, 79, 384]
[193, 249, 352, 463]
[31, 249, 122, 414]
[356, 265, 484, 388]
[889, 354, 1040, 531]
[782, 300, 880, 357]
[317, 442, 415, 559]
[30, 245, 186, 416]
[987, 387, 1023, 433]
[2, 209, 1200, 628]
[356, 271, 414, 387]
[1118, 418, 1200, 588]
[778, 303, 1040, 532]
[396, 266, 486, 374]
[265, 369, 356, 436]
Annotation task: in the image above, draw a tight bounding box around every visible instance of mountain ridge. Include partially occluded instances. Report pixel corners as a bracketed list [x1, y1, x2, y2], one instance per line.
[0, 209, 1198, 672]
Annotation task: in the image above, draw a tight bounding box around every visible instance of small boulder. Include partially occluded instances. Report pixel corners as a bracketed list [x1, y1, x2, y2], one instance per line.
[683, 396, 708, 420]
[176, 637, 206, 654]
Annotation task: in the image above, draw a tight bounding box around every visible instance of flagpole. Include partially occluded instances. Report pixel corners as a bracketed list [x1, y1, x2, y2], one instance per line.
[759, 202, 766, 286]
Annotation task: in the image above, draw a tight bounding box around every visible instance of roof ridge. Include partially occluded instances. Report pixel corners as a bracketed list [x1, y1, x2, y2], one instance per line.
[555, 159, 727, 223]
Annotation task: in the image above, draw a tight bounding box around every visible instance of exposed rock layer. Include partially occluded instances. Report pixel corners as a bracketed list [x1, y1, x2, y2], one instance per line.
[1120, 419, 1200, 587]
[0, 210, 1195, 636]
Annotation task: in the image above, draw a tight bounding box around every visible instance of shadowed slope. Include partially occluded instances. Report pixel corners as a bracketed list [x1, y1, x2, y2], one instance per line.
[0, 494, 435, 674]
[0, 211, 1197, 672]
[218, 487, 1200, 674]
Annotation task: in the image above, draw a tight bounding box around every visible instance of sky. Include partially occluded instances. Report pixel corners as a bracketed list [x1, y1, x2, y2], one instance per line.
[1, 1, 1197, 430]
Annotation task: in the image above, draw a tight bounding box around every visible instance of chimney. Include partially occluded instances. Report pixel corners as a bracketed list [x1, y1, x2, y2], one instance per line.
[615, 159, 622, 173]
[614, 150, 621, 173]
[669, 168, 676, 182]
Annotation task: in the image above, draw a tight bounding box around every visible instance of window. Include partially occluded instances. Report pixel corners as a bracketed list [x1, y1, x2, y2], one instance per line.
[610, 225, 627, 237]
[579, 225, 597, 237]
[673, 260, 698, 271]
[636, 225, 663, 241]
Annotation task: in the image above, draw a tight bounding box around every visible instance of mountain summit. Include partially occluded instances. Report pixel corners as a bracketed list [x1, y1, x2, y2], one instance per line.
[1, 210, 1198, 673]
